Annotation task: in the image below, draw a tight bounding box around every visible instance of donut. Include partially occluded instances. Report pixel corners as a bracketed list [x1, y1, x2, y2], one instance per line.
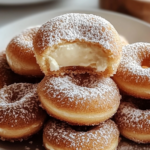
[0, 51, 43, 88]
[0, 51, 19, 88]
[0, 83, 46, 141]
[43, 119, 119, 150]
[119, 35, 129, 47]
[115, 98, 150, 143]
[113, 42, 150, 99]
[33, 13, 122, 77]
[38, 73, 121, 125]
[6, 27, 43, 77]
[118, 138, 150, 150]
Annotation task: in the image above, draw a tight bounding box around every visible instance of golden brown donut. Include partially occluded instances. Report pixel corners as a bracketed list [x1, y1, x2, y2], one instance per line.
[0, 51, 19, 88]
[0, 51, 43, 88]
[0, 83, 47, 141]
[118, 137, 150, 150]
[115, 98, 150, 143]
[6, 27, 43, 77]
[33, 13, 122, 77]
[113, 42, 150, 99]
[43, 119, 119, 150]
[38, 74, 121, 125]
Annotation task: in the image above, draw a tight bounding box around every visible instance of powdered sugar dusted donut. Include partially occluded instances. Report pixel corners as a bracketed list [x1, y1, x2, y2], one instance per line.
[118, 138, 150, 150]
[0, 51, 20, 88]
[6, 27, 43, 77]
[0, 83, 46, 141]
[0, 51, 43, 88]
[38, 74, 121, 125]
[43, 119, 119, 150]
[113, 42, 150, 99]
[115, 98, 150, 143]
[34, 13, 122, 77]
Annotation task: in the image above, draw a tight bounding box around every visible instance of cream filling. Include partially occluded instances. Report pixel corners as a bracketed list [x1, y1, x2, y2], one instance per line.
[46, 43, 107, 71]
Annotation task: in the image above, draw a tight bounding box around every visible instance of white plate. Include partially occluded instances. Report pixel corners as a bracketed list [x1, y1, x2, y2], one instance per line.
[0, 8, 150, 149]
[1, 8, 150, 51]
[0, 0, 50, 5]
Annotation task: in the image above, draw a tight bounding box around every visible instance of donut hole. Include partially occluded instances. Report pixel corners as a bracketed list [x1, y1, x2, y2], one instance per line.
[141, 58, 150, 69]
[4, 91, 23, 103]
[71, 125, 97, 132]
[70, 73, 99, 88]
[1, 84, 31, 103]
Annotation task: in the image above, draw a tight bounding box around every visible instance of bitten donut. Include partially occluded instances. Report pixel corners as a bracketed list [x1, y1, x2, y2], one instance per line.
[0, 83, 46, 141]
[38, 74, 121, 125]
[34, 13, 122, 77]
[115, 98, 150, 143]
[43, 119, 119, 150]
[6, 27, 43, 77]
[113, 43, 150, 99]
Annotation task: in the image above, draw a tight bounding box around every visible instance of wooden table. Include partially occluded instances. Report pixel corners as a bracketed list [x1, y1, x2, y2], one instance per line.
[100, 0, 150, 23]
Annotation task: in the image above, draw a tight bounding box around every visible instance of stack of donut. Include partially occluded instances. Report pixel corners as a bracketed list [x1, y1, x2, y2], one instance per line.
[0, 26, 47, 142]
[1, 12, 136, 149]
[31, 13, 123, 150]
[113, 42, 150, 144]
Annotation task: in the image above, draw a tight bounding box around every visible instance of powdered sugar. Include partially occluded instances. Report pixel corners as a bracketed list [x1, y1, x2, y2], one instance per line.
[0, 83, 41, 127]
[8, 27, 39, 53]
[115, 101, 150, 131]
[36, 13, 119, 55]
[116, 42, 150, 83]
[40, 75, 120, 109]
[118, 138, 150, 150]
[44, 119, 119, 149]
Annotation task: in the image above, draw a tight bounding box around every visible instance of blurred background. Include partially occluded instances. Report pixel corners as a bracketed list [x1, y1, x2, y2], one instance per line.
[1, 0, 150, 27]
[101, 0, 150, 23]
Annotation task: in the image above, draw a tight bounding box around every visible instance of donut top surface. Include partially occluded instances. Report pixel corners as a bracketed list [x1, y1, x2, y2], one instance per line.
[44, 119, 119, 149]
[34, 13, 120, 54]
[39, 74, 120, 110]
[0, 83, 41, 127]
[116, 42, 150, 83]
[7, 27, 39, 54]
[115, 99, 150, 131]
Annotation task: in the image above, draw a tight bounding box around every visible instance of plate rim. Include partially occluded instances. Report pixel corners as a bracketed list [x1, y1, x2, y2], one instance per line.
[0, 0, 50, 5]
[1, 7, 150, 50]
[1, 7, 150, 29]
